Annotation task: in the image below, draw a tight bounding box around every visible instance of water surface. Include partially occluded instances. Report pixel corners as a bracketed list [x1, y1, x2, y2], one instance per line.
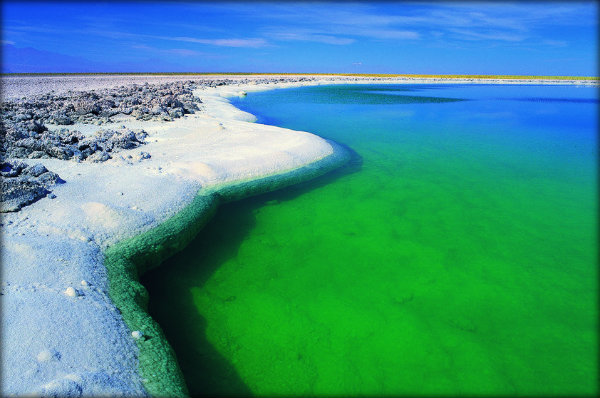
[143, 84, 597, 396]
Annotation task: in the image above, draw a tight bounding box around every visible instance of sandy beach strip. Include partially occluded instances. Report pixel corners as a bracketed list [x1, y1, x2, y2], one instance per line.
[1, 74, 597, 397]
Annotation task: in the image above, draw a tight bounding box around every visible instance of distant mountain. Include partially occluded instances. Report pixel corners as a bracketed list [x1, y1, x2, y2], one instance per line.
[1, 44, 191, 73]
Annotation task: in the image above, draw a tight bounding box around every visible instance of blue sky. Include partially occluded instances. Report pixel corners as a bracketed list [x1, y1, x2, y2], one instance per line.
[2, 2, 598, 75]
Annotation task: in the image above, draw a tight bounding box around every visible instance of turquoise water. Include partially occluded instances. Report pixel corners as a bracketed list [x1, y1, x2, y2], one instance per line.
[143, 84, 598, 396]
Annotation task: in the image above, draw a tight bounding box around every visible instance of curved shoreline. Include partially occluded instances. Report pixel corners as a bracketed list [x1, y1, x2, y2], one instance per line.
[105, 139, 350, 396]
[1, 75, 355, 397]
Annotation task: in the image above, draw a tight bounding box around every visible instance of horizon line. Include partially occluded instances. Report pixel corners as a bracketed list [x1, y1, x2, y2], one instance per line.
[1, 72, 598, 80]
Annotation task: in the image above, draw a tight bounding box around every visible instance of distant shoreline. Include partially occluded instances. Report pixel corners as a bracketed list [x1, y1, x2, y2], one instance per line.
[3, 73, 597, 101]
[1, 72, 598, 81]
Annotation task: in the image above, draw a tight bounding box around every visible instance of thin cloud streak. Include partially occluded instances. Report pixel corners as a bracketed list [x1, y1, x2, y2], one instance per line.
[252, 2, 594, 46]
[542, 40, 568, 48]
[267, 31, 355, 45]
[130, 44, 225, 58]
[358, 29, 420, 40]
[2, 2, 596, 75]
[6, 22, 269, 48]
[170, 36, 268, 48]
[8, 3, 591, 50]
[448, 28, 526, 42]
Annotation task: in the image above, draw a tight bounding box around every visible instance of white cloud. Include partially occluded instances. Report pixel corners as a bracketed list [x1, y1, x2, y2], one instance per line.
[5, 2, 594, 55]
[255, 2, 594, 47]
[448, 28, 526, 42]
[171, 37, 268, 48]
[358, 29, 420, 40]
[268, 31, 354, 45]
[83, 28, 270, 48]
[208, 38, 268, 48]
[164, 48, 204, 56]
[542, 40, 568, 47]
[129, 43, 224, 59]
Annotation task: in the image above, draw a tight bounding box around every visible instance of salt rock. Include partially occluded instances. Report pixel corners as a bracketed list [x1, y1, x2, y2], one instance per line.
[131, 330, 143, 340]
[64, 287, 77, 297]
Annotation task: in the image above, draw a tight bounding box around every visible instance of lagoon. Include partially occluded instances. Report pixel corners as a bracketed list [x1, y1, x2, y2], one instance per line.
[143, 84, 597, 396]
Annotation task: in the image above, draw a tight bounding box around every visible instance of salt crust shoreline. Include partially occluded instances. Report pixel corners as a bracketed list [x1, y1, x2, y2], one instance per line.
[1, 75, 598, 397]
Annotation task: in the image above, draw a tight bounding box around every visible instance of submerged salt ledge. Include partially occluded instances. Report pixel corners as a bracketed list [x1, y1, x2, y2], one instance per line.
[2, 75, 597, 397]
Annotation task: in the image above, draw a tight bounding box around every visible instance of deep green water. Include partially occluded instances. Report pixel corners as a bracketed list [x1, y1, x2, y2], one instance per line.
[143, 84, 598, 396]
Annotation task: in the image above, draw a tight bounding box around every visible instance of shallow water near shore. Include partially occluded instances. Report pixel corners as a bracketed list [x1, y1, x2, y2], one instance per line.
[143, 84, 597, 395]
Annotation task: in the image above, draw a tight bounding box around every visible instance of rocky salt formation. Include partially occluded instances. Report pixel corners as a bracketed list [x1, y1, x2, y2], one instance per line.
[0, 81, 204, 212]
[0, 161, 64, 212]
[1, 75, 320, 100]
[1, 124, 149, 163]
[2, 80, 201, 126]
[0, 81, 201, 161]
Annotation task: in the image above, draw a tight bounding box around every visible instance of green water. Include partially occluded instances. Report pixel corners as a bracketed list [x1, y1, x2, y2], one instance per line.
[143, 84, 598, 396]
